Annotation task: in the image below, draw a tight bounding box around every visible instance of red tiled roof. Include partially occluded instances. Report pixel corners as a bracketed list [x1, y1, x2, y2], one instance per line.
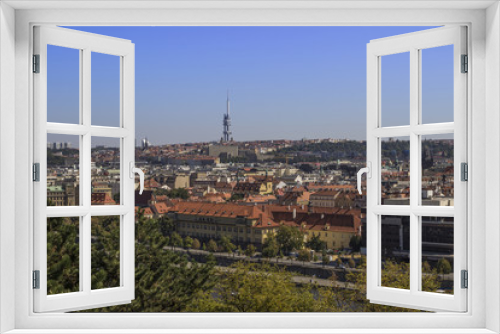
[152, 202, 170, 214]
[169, 201, 279, 228]
[91, 193, 116, 205]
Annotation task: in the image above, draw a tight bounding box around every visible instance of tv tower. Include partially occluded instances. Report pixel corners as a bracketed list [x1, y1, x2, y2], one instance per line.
[222, 91, 232, 142]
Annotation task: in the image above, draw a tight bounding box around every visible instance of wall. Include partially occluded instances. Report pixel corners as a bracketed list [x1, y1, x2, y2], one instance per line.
[0, 2, 16, 333]
[9, 5, 491, 331]
[485, 2, 500, 333]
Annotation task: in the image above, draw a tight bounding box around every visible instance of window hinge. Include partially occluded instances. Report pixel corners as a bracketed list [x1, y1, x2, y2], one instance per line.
[461, 162, 468, 181]
[33, 163, 40, 182]
[461, 270, 468, 289]
[33, 54, 40, 73]
[461, 54, 468, 73]
[33, 270, 40, 289]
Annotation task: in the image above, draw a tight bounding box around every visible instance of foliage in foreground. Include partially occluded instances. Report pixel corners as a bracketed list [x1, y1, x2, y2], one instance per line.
[187, 259, 442, 312]
[84, 210, 217, 312]
[47, 214, 446, 313]
[45, 211, 215, 312]
[186, 262, 331, 312]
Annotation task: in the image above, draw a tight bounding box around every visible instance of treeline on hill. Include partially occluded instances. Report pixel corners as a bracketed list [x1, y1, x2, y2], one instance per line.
[155, 188, 190, 199]
[46, 213, 445, 312]
[277, 140, 367, 160]
[274, 139, 453, 164]
[47, 148, 79, 166]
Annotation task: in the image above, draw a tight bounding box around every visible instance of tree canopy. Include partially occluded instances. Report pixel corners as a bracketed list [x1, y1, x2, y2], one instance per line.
[276, 225, 304, 254]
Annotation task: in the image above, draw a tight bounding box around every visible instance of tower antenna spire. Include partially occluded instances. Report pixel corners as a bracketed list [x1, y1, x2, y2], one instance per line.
[223, 90, 232, 142]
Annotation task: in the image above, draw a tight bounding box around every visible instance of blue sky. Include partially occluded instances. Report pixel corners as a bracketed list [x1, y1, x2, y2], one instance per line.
[47, 26, 453, 146]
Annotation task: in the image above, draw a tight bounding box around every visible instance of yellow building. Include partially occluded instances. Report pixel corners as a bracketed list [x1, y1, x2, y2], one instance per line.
[268, 206, 362, 251]
[304, 226, 357, 250]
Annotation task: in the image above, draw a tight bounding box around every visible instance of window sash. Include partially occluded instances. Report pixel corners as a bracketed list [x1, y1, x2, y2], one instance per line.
[366, 26, 467, 312]
[33, 25, 136, 313]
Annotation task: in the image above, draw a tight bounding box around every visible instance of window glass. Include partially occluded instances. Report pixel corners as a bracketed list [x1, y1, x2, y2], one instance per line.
[381, 52, 410, 127]
[421, 134, 454, 206]
[381, 137, 410, 205]
[381, 215, 410, 289]
[91, 52, 121, 127]
[91, 215, 121, 290]
[47, 217, 80, 295]
[421, 45, 454, 124]
[46, 25, 455, 314]
[421, 216, 454, 295]
[47, 134, 80, 207]
[91, 137, 120, 205]
[47, 45, 80, 124]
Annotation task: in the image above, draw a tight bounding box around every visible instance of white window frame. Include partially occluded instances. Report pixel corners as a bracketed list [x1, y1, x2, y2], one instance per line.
[0, 1, 498, 333]
[365, 26, 467, 312]
[33, 25, 136, 313]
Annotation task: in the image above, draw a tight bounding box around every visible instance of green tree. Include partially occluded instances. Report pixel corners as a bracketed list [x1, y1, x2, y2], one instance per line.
[47, 217, 80, 294]
[170, 232, 183, 249]
[90, 216, 121, 290]
[244, 244, 256, 257]
[348, 258, 356, 269]
[349, 235, 362, 252]
[81, 210, 217, 312]
[187, 262, 330, 312]
[219, 235, 236, 253]
[336, 256, 343, 268]
[228, 193, 244, 202]
[261, 233, 279, 258]
[207, 239, 218, 253]
[276, 225, 304, 254]
[297, 249, 311, 263]
[191, 238, 201, 250]
[320, 258, 439, 312]
[184, 236, 193, 249]
[305, 234, 326, 251]
[437, 258, 452, 281]
[357, 255, 367, 269]
[437, 258, 452, 274]
[167, 188, 190, 200]
[321, 249, 329, 267]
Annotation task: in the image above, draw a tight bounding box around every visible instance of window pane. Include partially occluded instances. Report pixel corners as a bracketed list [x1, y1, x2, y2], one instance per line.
[421, 216, 454, 295]
[91, 52, 120, 127]
[381, 52, 410, 127]
[91, 215, 120, 290]
[47, 217, 80, 295]
[47, 45, 80, 124]
[381, 137, 410, 205]
[381, 215, 410, 290]
[91, 137, 120, 205]
[421, 134, 454, 206]
[421, 45, 454, 124]
[47, 134, 80, 207]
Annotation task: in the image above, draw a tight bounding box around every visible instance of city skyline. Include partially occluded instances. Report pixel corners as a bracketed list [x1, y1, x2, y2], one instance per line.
[48, 26, 453, 146]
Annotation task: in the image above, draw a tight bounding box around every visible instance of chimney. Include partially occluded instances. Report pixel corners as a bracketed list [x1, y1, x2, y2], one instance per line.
[321, 214, 324, 219]
[301, 205, 304, 210]
[293, 208, 297, 220]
